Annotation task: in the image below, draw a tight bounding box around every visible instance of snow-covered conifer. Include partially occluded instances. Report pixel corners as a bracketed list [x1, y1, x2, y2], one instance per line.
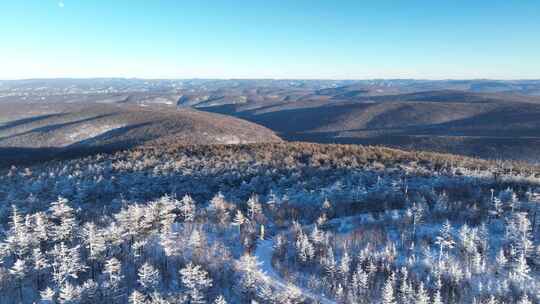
[179, 263, 213, 304]
[138, 262, 160, 291]
[382, 274, 396, 304]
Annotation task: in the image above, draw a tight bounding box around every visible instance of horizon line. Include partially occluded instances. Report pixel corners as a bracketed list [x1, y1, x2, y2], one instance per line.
[2, 76, 540, 82]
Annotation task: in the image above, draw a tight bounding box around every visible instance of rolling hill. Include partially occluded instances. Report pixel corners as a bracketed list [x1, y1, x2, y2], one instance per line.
[0, 102, 281, 165]
[3, 79, 540, 163]
[190, 89, 540, 162]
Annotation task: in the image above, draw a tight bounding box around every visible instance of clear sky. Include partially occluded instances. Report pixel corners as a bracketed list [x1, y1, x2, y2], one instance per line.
[1, 0, 539, 80]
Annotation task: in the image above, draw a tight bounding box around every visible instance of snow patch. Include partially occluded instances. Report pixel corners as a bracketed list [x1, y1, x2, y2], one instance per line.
[65, 124, 125, 145]
[214, 135, 246, 145]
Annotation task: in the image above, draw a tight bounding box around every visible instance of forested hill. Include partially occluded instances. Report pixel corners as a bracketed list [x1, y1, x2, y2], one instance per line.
[0, 142, 539, 302]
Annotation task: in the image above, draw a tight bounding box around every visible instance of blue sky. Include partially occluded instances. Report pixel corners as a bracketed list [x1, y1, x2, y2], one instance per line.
[0, 0, 539, 79]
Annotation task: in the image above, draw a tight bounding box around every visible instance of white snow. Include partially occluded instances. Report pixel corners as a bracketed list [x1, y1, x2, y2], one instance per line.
[65, 124, 125, 145]
[255, 239, 337, 304]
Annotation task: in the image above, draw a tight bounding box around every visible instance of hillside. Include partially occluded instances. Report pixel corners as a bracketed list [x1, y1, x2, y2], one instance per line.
[193, 90, 540, 162]
[3, 79, 540, 163]
[0, 102, 281, 165]
[0, 142, 539, 303]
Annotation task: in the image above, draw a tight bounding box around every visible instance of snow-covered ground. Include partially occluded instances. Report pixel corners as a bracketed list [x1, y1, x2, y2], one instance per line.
[65, 123, 125, 145]
[255, 240, 337, 304]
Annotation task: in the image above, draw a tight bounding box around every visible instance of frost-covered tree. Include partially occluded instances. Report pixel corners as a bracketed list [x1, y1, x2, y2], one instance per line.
[490, 197, 504, 219]
[179, 194, 196, 222]
[179, 263, 213, 304]
[517, 294, 532, 304]
[6, 205, 31, 258]
[352, 266, 369, 300]
[49, 197, 78, 243]
[382, 275, 396, 304]
[213, 295, 227, 304]
[432, 289, 442, 304]
[247, 195, 263, 221]
[81, 222, 106, 263]
[407, 202, 424, 239]
[277, 283, 304, 304]
[40, 287, 56, 304]
[33, 212, 50, 243]
[295, 230, 314, 263]
[415, 282, 429, 304]
[510, 254, 530, 285]
[435, 221, 455, 263]
[58, 283, 81, 304]
[104, 257, 124, 296]
[232, 210, 246, 234]
[10, 259, 26, 301]
[49, 243, 86, 287]
[495, 248, 508, 272]
[137, 262, 160, 292]
[505, 212, 533, 257]
[32, 247, 50, 289]
[128, 290, 147, 304]
[236, 254, 262, 299]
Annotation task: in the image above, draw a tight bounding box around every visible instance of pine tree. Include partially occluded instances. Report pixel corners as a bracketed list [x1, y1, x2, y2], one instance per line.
[189, 229, 203, 250]
[33, 212, 50, 243]
[505, 212, 533, 257]
[129, 290, 147, 304]
[49, 197, 78, 243]
[399, 268, 413, 304]
[382, 275, 396, 304]
[432, 289, 442, 304]
[81, 222, 106, 262]
[179, 263, 213, 304]
[208, 192, 230, 225]
[79, 279, 99, 302]
[58, 283, 81, 304]
[295, 230, 314, 263]
[213, 295, 227, 304]
[247, 195, 263, 221]
[157, 195, 177, 233]
[407, 202, 424, 240]
[179, 194, 196, 222]
[352, 266, 369, 299]
[49, 243, 86, 288]
[257, 282, 275, 304]
[517, 294, 532, 304]
[6, 205, 31, 258]
[322, 247, 337, 280]
[415, 282, 429, 304]
[237, 254, 262, 299]
[490, 197, 504, 219]
[149, 291, 169, 304]
[278, 283, 304, 304]
[10, 258, 27, 301]
[138, 262, 160, 292]
[160, 230, 178, 257]
[510, 254, 530, 284]
[310, 226, 324, 245]
[32, 247, 50, 289]
[232, 210, 246, 234]
[495, 248, 508, 273]
[435, 221, 455, 264]
[40, 287, 56, 304]
[104, 257, 124, 295]
[485, 295, 498, 304]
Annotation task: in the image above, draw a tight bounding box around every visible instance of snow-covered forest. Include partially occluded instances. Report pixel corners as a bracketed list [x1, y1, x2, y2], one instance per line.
[0, 143, 539, 303]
